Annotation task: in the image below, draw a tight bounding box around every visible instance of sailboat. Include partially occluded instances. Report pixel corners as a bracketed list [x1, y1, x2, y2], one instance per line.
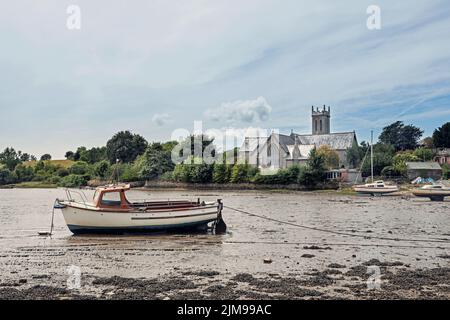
[352, 130, 399, 195]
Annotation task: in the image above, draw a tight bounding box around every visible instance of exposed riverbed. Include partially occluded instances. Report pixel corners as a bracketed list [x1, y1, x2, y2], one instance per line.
[0, 188, 449, 299]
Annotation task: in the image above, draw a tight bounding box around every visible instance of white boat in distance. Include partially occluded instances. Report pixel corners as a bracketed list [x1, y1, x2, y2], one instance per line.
[411, 184, 450, 201]
[353, 180, 399, 195]
[54, 184, 226, 234]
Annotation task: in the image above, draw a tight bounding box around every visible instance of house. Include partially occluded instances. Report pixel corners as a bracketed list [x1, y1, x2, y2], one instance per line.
[434, 148, 450, 165]
[239, 106, 358, 169]
[405, 162, 443, 180]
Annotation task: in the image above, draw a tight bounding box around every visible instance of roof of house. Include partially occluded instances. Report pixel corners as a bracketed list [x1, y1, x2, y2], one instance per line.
[406, 162, 442, 170]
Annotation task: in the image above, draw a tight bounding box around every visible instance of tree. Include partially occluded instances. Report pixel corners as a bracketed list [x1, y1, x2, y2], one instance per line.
[14, 164, 35, 182]
[106, 131, 148, 164]
[379, 121, 423, 151]
[138, 143, 175, 180]
[0, 167, 17, 185]
[230, 164, 251, 183]
[413, 147, 434, 161]
[298, 148, 326, 187]
[392, 151, 419, 176]
[316, 145, 340, 169]
[421, 137, 434, 148]
[432, 122, 450, 148]
[94, 160, 110, 179]
[65, 151, 75, 160]
[40, 154, 52, 161]
[175, 134, 216, 164]
[0, 148, 22, 170]
[212, 164, 229, 183]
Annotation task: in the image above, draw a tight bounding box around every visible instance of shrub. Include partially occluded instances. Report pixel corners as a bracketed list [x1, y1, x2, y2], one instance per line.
[0, 167, 17, 185]
[58, 174, 89, 188]
[69, 161, 91, 175]
[212, 164, 230, 184]
[230, 164, 251, 183]
[442, 164, 449, 180]
[94, 160, 110, 179]
[160, 171, 174, 181]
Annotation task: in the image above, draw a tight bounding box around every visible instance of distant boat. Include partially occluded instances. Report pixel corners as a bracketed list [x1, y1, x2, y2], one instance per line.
[352, 130, 398, 195]
[353, 180, 399, 195]
[54, 184, 226, 234]
[411, 184, 450, 201]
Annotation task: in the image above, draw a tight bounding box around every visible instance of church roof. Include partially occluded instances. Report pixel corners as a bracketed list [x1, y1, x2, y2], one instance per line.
[292, 132, 356, 150]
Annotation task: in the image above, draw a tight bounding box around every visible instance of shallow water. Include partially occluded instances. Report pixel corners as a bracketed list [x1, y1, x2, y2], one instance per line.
[0, 188, 449, 285]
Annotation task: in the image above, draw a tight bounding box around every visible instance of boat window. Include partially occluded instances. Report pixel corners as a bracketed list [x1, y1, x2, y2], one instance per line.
[101, 191, 122, 206]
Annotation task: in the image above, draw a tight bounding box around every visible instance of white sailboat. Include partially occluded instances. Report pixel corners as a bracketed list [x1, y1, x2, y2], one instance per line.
[353, 130, 399, 195]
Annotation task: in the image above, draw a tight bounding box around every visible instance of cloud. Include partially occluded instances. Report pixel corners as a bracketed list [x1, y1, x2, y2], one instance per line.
[152, 113, 172, 126]
[205, 96, 272, 123]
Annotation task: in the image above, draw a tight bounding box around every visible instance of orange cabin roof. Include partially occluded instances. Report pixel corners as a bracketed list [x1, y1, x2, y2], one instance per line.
[96, 184, 131, 193]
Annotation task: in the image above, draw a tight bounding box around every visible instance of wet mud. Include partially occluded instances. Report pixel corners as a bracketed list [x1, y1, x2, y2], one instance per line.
[0, 188, 449, 299]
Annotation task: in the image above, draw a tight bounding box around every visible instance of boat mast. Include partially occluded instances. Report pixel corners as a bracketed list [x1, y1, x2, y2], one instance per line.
[370, 130, 374, 183]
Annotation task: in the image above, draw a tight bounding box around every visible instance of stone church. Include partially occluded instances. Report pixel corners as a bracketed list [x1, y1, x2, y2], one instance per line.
[240, 106, 358, 169]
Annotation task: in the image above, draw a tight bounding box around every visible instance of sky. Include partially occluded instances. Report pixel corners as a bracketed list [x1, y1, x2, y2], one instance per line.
[0, 0, 449, 158]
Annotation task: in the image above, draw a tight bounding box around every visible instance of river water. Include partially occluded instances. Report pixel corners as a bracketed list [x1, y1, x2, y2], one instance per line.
[0, 188, 449, 298]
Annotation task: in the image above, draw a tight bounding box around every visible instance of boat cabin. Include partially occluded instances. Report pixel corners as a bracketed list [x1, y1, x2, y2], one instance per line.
[93, 184, 131, 209]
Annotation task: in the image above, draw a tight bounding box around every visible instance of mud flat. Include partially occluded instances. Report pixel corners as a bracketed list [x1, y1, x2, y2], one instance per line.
[0, 188, 449, 299]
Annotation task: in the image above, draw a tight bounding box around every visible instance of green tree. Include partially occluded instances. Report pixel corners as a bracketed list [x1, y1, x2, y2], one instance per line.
[212, 164, 230, 183]
[316, 145, 340, 169]
[298, 148, 326, 187]
[432, 122, 450, 148]
[230, 164, 251, 183]
[0, 147, 21, 170]
[0, 167, 17, 185]
[138, 143, 175, 180]
[40, 154, 52, 161]
[379, 121, 423, 151]
[392, 151, 419, 176]
[14, 164, 35, 182]
[106, 131, 148, 164]
[94, 160, 110, 179]
[65, 151, 75, 160]
[413, 147, 434, 161]
[175, 135, 216, 164]
[69, 161, 91, 176]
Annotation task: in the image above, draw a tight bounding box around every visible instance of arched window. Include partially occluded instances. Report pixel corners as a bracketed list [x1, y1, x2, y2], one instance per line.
[320, 120, 323, 131]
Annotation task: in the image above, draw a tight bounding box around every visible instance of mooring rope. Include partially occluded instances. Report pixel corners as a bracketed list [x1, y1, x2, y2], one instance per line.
[224, 205, 450, 244]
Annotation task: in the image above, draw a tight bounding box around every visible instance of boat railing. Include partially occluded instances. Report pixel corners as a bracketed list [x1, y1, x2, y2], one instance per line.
[127, 197, 210, 207]
[64, 189, 90, 206]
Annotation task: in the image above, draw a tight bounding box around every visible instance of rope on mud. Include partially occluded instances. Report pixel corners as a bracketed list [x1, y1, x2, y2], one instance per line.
[224, 205, 450, 244]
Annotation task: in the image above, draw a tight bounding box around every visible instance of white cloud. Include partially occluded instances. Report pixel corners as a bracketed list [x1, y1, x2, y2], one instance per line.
[205, 96, 272, 123]
[152, 113, 172, 126]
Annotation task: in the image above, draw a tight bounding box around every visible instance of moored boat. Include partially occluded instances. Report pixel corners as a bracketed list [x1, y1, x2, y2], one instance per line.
[411, 184, 450, 201]
[353, 180, 399, 195]
[54, 184, 226, 234]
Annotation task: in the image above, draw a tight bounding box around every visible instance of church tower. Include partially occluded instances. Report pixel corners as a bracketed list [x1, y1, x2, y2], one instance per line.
[311, 105, 330, 135]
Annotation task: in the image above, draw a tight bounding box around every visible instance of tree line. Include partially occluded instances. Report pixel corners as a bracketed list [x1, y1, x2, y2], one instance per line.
[0, 121, 449, 187]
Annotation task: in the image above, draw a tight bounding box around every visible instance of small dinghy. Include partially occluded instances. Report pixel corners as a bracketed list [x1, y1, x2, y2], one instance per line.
[411, 184, 450, 201]
[54, 184, 226, 234]
[353, 180, 399, 195]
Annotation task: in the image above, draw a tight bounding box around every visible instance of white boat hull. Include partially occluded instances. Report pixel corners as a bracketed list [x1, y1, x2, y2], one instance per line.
[59, 202, 219, 234]
[353, 186, 399, 194]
